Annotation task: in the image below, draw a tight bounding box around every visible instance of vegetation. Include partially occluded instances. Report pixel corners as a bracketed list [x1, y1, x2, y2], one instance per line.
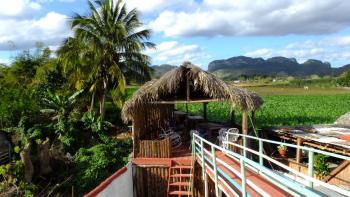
[314, 154, 330, 178]
[0, 0, 150, 196]
[173, 90, 350, 127]
[58, 0, 154, 118]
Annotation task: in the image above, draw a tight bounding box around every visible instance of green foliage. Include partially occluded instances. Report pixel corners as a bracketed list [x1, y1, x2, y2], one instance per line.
[81, 112, 113, 143]
[41, 89, 84, 149]
[0, 47, 58, 128]
[314, 154, 330, 177]
[177, 94, 350, 127]
[0, 161, 36, 196]
[14, 146, 21, 154]
[73, 139, 132, 195]
[337, 70, 350, 87]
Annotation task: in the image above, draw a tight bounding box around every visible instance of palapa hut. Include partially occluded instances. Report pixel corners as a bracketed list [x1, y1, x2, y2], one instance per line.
[122, 62, 263, 158]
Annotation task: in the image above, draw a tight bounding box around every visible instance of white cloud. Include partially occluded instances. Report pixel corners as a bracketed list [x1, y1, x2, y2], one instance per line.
[148, 0, 350, 37]
[0, 2, 70, 51]
[126, 0, 196, 13]
[0, 58, 10, 65]
[148, 41, 210, 67]
[0, 0, 41, 17]
[245, 35, 350, 64]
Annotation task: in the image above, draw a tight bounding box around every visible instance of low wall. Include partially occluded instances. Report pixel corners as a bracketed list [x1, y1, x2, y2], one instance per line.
[85, 162, 133, 197]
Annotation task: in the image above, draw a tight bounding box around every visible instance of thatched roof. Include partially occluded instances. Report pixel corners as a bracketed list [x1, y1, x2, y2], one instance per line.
[122, 62, 263, 122]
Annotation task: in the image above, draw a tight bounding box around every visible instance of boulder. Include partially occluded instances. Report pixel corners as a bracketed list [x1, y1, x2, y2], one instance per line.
[335, 112, 350, 127]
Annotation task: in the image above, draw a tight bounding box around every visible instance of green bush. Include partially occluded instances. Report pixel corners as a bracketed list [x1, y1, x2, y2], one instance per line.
[73, 139, 131, 195]
[0, 161, 36, 196]
[337, 70, 350, 87]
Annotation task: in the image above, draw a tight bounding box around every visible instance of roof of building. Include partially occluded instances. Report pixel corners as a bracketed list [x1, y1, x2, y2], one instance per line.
[122, 62, 263, 122]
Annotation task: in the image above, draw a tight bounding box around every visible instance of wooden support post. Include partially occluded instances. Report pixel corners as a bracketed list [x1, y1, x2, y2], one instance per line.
[186, 74, 190, 101]
[296, 137, 303, 163]
[230, 110, 235, 126]
[242, 111, 248, 135]
[203, 102, 208, 121]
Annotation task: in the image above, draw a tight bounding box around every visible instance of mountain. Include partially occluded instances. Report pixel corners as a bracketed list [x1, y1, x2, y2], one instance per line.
[152, 64, 177, 78]
[208, 56, 349, 79]
[334, 64, 350, 75]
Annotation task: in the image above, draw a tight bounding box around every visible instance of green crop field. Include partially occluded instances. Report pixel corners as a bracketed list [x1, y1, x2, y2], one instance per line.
[126, 86, 350, 128]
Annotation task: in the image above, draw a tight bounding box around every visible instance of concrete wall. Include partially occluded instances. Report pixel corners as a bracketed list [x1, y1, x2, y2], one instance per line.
[97, 163, 133, 197]
[85, 162, 133, 197]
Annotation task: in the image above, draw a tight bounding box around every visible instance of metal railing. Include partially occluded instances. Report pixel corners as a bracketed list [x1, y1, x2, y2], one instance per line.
[224, 133, 350, 196]
[192, 133, 350, 197]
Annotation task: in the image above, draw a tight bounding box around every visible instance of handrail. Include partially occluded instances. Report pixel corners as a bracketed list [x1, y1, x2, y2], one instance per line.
[223, 133, 350, 196]
[226, 133, 350, 160]
[192, 134, 324, 197]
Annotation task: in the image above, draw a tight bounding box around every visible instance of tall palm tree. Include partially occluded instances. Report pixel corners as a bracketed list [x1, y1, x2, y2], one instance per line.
[58, 0, 154, 118]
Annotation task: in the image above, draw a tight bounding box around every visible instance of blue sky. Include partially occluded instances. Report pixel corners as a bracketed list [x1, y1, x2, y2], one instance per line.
[1, 0, 350, 70]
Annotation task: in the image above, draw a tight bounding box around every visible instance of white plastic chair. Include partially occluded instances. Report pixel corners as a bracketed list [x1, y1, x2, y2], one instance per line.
[160, 129, 182, 149]
[218, 128, 239, 148]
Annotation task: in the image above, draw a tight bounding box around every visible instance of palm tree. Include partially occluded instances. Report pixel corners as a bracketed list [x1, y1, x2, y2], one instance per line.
[58, 0, 154, 118]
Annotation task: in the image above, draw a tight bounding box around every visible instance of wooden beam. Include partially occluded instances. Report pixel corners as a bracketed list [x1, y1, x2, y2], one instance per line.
[296, 137, 303, 163]
[150, 99, 221, 104]
[323, 160, 350, 182]
[242, 111, 248, 135]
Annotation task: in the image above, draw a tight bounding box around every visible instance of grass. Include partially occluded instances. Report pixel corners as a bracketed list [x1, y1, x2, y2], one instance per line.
[126, 86, 350, 128]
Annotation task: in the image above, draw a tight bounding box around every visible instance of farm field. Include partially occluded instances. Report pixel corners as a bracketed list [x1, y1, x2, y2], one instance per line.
[127, 86, 350, 127]
[246, 86, 350, 96]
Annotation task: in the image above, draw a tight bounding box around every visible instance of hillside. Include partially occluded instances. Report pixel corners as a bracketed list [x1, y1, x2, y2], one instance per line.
[208, 56, 349, 79]
[152, 64, 177, 78]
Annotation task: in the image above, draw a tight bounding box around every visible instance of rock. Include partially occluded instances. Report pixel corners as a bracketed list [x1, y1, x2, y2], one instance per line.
[335, 112, 350, 127]
[20, 143, 33, 183]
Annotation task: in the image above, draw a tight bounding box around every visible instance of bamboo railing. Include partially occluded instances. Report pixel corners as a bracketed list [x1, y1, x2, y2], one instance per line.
[138, 138, 171, 158]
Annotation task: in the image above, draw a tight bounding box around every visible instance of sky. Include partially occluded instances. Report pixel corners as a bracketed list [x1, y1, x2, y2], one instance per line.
[1, 0, 350, 70]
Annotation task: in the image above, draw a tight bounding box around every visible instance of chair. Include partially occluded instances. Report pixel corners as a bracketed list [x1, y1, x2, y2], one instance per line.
[218, 128, 239, 148]
[159, 129, 182, 149]
[217, 128, 228, 147]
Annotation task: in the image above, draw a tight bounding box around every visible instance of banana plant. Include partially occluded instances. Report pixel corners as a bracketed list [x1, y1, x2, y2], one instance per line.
[40, 89, 84, 148]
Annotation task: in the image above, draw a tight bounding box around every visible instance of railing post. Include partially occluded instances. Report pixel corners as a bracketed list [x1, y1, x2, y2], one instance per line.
[211, 146, 219, 196]
[259, 139, 263, 166]
[243, 135, 247, 158]
[200, 139, 205, 180]
[191, 136, 196, 160]
[308, 150, 314, 188]
[204, 171, 209, 197]
[240, 157, 247, 197]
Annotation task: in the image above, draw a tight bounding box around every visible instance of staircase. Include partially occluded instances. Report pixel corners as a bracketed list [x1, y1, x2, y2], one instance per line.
[167, 159, 193, 196]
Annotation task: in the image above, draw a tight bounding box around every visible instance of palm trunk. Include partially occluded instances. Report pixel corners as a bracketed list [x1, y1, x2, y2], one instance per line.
[90, 91, 95, 112]
[99, 79, 108, 119]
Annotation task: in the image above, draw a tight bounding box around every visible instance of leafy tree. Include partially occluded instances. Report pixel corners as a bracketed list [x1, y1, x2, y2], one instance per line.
[337, 70, 350, 87]
[57, 0, 154, 118]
